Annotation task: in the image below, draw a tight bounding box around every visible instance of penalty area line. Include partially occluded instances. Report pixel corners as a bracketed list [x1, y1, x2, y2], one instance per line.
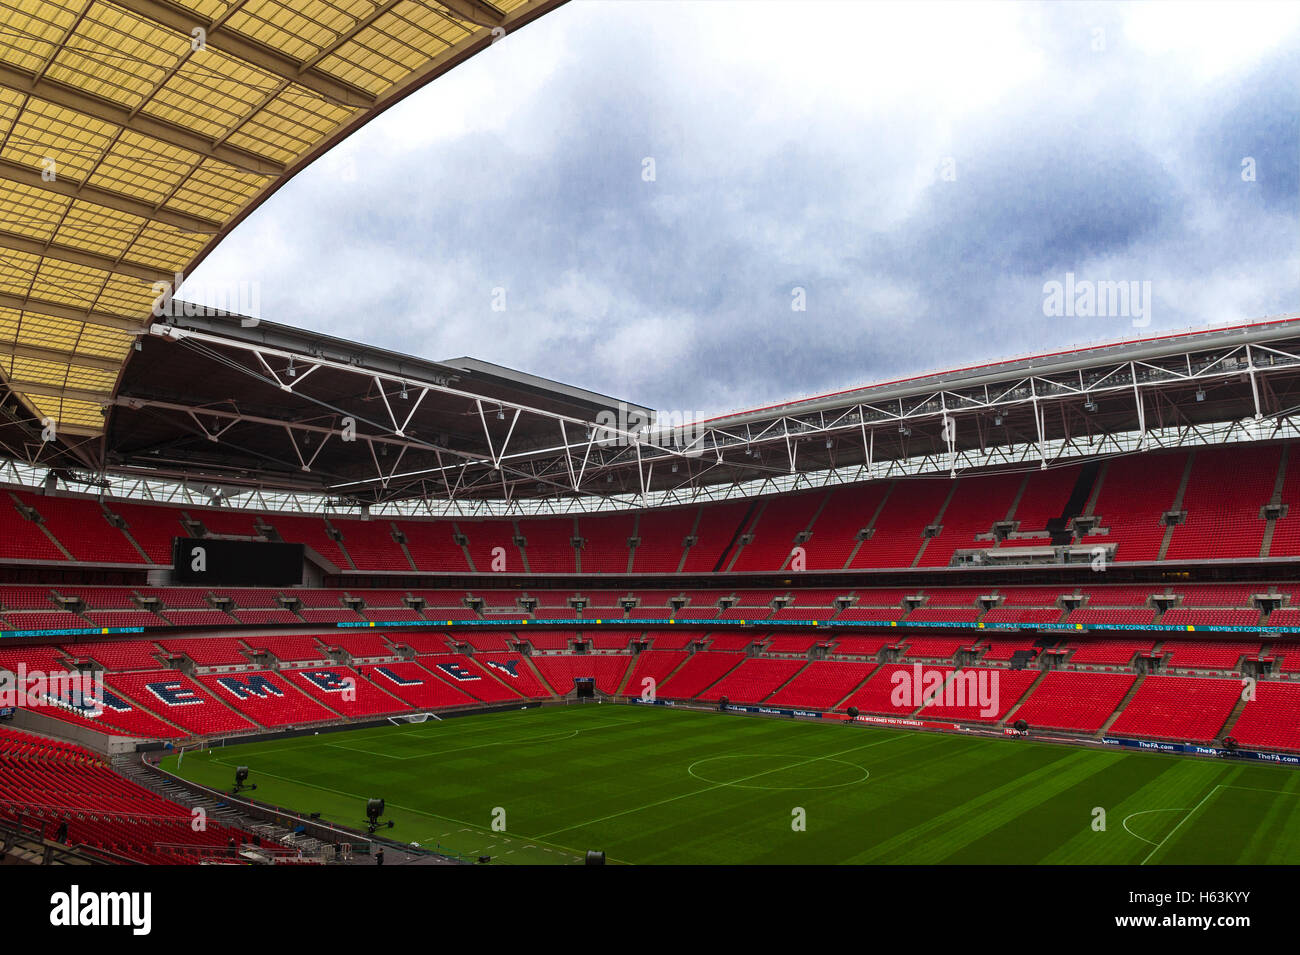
[1140, 784, 1221, 866]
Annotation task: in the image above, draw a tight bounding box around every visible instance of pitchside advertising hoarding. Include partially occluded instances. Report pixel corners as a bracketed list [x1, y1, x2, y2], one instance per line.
[1101, 736, 1300, 764]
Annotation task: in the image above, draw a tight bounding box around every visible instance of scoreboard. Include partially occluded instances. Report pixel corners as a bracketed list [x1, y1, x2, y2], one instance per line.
[171, 538, 304, 586]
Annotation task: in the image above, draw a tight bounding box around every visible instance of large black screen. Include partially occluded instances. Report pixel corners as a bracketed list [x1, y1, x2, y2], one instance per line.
[171, 538, 305, 586]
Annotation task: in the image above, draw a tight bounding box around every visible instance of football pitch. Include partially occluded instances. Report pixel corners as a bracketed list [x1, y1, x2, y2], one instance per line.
[161, 704, 1300, 865]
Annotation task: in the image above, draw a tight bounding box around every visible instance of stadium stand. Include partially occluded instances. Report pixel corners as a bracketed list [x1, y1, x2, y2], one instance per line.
[197, 671, 341, 727]
[157, 637, 251, 667]
[629, 507, 696, 573]
[1165, 446, 1279, 560]
[578, 513, 637, 573]
[917, 472, 1023, 567]
[330, 518, 412, 573]
[419, 655, 524, 703]
[358, 661, 480, 709]
[681, 502, 751, 573]
[838, 664, 916, 715]
[766, 660, 873, 709]
[1007, 671, 1135, 732]
[730, 493, 824, 571]
[1087, 452, 1188, 562]
[1227, 681, 1300, 751]
[918, 667, 1040, 723]
[12, 492, 142, 564]
[243, 636, 330, 665]
[0, 726, 255, 864]
[623, 650, 690, 696]
[532, 655, 631, 696]
[399, 521, 472, 572]
[1106, 676, 1241, 743]
[108, 671, 259, 735]
[851, 480, 952, 569]
[698, 657, 805, 703]
[804, 484, 890, 570]
[284, 666, 409, 718]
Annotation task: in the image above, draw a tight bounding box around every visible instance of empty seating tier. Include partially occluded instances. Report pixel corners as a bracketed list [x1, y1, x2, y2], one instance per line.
[1106, 676, 1241, 743]
[1008, 671, 1135, 732]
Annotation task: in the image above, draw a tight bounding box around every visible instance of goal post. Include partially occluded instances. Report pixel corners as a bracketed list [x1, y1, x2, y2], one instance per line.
[387, 712, 439, 725]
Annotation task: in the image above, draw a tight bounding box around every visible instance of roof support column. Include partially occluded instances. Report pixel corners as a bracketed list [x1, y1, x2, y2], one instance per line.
[1131, 362, 1146, 447]
[1247, 345, 1263, 420]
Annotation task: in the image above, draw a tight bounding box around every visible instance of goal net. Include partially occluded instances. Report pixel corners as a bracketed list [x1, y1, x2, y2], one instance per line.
[388, 712, 438, 725]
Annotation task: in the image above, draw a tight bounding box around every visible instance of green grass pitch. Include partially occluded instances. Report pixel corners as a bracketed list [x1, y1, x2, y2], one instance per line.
[160, 704, 1300, 864]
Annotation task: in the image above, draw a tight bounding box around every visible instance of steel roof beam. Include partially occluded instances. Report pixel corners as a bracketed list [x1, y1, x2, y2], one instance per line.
[0, 341, 123, 372]
[7, 380, 111, 404]
[113, 0, 378, 108]
[0, 229, 172, 284]
[0, 292, 144, 332]
[437, 0, 508, 27]
[0, 158, 223, 235]
[0, 62, 284, 177]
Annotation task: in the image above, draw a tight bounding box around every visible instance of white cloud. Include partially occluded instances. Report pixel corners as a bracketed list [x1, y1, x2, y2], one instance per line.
[1122, 0, 1300, 80]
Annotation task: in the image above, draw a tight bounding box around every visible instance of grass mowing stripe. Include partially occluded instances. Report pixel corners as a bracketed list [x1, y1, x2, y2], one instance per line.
[851, 746, 1099, 863]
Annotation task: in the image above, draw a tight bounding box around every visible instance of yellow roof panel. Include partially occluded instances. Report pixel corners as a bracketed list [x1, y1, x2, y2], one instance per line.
[88, 130, 196, 204]
[125, 222, 208, 272]
[225, 0, 378, 63]
[0, 247, 40, 296]
[0, 0, 568, 436]
[29, 258, 110, 307]
[1, 98, 120, 180]
[53, 200, 145, 259]
[0, 1, 77, 74]
[0, 179, 70, 241]
[167, 158, 268, 221]
[0, 307, 19, 339]
[43, 3, 188, 110]
[94, 272, 157, 315]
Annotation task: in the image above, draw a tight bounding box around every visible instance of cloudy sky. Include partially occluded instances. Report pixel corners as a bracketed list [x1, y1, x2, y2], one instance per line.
[186, 0, 1300, 418]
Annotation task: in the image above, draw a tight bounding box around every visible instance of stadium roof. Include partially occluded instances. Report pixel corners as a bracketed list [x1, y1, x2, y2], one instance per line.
[0, 0, 567, 436]
[6, 308, 1298, 513]
[0, 2, 1295, 510]
[705, 314, 1300, 427]
[88, 309, 651, 499]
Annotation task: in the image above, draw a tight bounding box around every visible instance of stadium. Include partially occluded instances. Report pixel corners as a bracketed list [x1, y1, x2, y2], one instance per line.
[0, 0, 1294, 900]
